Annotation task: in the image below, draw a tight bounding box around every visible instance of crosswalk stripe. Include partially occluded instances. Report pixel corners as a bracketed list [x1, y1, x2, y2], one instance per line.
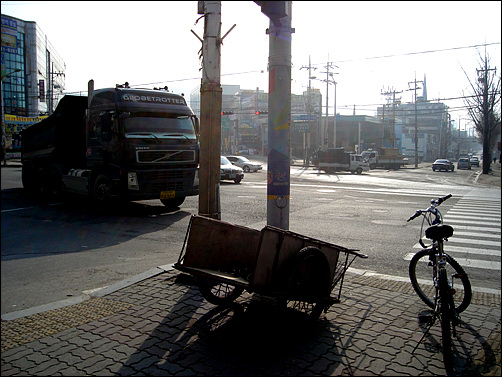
[413, 243, 501, 256]
[446, 212, 500, 218]
[452, 257, 500, 270]
[443, 218, 501, 227]
[404, 252, 501, 269]
[453, 231, 501, 239]
[406, 197, 502, 272]
[449, 224, 500, 233]
[404, 253, 500, 270]
[447, 237, 501, 247]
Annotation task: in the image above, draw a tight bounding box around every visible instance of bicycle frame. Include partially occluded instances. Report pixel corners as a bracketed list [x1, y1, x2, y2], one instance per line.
[408, 194, 467, 371]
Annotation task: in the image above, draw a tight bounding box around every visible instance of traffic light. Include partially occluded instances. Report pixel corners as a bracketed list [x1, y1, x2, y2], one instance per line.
[255, 110, 268, 115]
[221, 111, 233, 115]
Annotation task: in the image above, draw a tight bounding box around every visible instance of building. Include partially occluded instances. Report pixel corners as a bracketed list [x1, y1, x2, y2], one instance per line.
[2, 14, 66, 155]
[376, 77, 451, 162]
[190, 84, 323, 157]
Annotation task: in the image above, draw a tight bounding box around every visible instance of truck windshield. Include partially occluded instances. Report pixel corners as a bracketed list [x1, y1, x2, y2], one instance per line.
[123, 114, 196, 140]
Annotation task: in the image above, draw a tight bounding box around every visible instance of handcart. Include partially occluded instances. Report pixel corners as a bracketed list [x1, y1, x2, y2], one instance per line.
[174, 215, 368, 318]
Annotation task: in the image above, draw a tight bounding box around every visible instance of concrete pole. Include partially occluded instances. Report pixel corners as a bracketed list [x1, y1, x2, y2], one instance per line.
[333, 81, 337, 148]
[266, 1, 292, 229]
[325, 57, 329, 148]
[198, 1, 222, 219]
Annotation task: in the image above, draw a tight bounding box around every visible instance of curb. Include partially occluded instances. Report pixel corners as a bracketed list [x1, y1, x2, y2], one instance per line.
[1, 264, 175, 321]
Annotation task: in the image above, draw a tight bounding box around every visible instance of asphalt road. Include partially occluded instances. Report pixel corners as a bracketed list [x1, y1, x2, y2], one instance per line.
[1, 161, 500, 316]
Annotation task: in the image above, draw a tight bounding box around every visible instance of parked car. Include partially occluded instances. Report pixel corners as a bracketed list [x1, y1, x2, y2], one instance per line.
[470, 156, 480, 167]
[220, 156, 244, 183]
[432, 159, 455, 172]
[457, 158, 471, 170]
[226, 155, 263, 172]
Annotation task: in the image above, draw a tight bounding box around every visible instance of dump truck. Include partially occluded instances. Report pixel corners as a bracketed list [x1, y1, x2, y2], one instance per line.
[312, 148, 369, 174]
[21, 80, 199, 208]
[361, 148, 409, 170]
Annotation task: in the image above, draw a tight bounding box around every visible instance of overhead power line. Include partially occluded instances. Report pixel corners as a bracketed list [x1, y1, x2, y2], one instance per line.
[302, 42, 501, 67]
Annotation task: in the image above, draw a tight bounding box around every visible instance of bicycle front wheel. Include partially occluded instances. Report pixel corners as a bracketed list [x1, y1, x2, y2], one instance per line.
[438, 269, 454, 371]
[409, 249, 472, 313]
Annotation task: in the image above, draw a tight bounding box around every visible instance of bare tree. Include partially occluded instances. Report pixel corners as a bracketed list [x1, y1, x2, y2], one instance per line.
[462, 50, 501, 174]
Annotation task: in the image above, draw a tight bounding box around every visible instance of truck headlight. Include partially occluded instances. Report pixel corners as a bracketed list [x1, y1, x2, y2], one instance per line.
[127, 172, 139, 190]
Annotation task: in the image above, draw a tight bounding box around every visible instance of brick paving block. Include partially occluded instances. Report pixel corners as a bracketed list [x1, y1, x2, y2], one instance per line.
[1, 345, 32, 360]
[7, 357, 37, 371]
[108, 364, 137, 376]
[46, 343, 77, 358]
[32, 363, 68, 376]
[82, 358, 116, 375]
[89, 339, 121, 354]
[0, 364, 23, 376]
[75, 331, 103, 344]
[129, 354, 160, 372]
[101, 348, 131, 363]
[73, 354, 107, 371]
[80, 336, 111, 352]
[56, 350, 87, 366]
[24, 350, 53, 365]
[109, 331, 135, 344]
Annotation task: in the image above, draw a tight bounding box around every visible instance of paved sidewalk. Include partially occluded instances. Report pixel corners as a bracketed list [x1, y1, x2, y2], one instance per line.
[1, 266, 500, 376]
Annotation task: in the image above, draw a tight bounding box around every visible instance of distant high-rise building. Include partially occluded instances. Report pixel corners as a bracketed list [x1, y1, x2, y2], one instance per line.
[1, 14, 66, 117]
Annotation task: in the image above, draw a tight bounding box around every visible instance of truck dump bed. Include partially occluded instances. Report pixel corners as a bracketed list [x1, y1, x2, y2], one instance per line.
[317, 148, 351, 164]
[22, 95, 88, 166]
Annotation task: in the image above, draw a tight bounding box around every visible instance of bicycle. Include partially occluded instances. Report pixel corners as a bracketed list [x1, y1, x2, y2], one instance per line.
[406, 194, 472, 371]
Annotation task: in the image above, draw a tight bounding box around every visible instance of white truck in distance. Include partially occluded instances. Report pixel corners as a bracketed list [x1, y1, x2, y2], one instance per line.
[312, 148, 369, 175]
[361, 148, 409, 170]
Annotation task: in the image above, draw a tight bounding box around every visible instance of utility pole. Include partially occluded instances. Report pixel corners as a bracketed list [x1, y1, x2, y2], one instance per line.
[380, 87, 402, 149]
[300, 56, 317, 165]
[257, 0, 293, 229]
[195, 1, 233, 219]
[320, 58, 338, 148]
[408, 74, 423, 168]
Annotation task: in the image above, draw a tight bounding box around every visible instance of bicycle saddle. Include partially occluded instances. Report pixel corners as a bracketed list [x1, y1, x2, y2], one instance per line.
[425, 224, 454, 241]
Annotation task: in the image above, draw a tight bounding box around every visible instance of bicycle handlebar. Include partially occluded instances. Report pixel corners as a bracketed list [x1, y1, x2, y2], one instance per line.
[407, 194, 452, 222]
[435, 194, 452, 205]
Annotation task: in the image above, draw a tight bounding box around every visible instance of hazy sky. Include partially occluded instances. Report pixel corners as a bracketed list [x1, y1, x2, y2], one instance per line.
[2, 1, 500, 124]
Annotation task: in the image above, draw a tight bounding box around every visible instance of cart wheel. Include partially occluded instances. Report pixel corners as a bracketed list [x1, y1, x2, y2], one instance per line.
[280, 299, 326, 319]
[198, 278, 244, 306]
[284, 246, 331, 318]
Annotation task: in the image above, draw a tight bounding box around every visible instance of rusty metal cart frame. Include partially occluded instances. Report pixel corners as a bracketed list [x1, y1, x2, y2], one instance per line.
[174, 215, 368, 318]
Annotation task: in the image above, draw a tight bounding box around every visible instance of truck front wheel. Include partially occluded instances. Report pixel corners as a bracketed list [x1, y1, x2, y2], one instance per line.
[93, 174, 112, 203]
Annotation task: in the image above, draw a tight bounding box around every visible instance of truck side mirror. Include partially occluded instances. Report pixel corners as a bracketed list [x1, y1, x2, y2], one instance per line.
[193, 116, 200, 136]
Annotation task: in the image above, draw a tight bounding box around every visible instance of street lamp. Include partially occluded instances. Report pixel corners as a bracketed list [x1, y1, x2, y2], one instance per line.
[1, 68, 22, 165]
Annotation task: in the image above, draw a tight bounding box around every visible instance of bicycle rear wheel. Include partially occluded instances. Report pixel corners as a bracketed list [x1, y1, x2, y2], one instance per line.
[409, 249, 472, 313]
[438, 268, 454, 371]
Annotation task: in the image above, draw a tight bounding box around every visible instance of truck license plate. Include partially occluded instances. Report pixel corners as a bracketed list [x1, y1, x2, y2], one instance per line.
[160, 191, 175, 199]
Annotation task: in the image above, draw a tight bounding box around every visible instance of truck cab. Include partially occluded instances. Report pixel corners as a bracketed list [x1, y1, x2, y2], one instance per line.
[22, 81, 200, 209]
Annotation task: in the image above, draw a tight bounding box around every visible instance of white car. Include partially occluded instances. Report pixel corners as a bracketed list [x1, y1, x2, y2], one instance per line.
[220, 156, 244, 183]
[225, 155, 263, 172]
